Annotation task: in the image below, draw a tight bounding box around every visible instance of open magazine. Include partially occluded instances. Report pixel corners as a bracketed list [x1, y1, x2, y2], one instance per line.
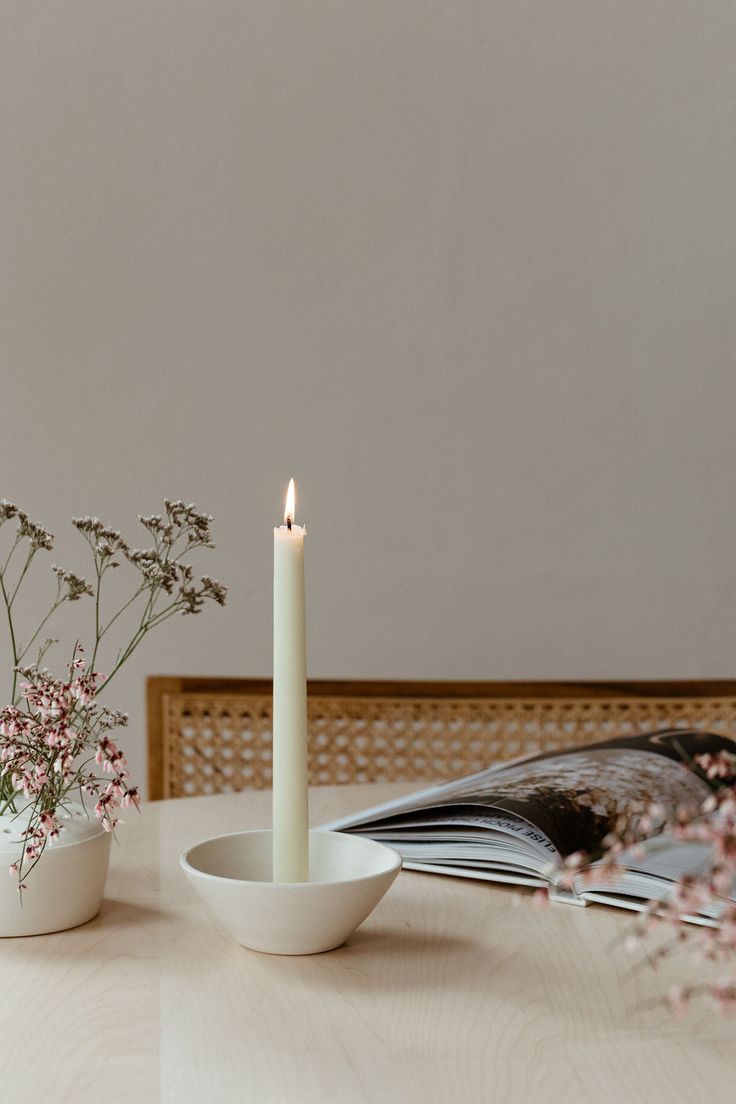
[322, 729, 735, 924]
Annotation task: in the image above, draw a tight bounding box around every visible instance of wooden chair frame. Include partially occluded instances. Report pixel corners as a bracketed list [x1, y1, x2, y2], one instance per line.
[147, 677, 736, 800]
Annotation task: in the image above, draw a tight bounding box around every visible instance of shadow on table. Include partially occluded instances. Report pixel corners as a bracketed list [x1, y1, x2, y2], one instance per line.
[95, 896, 164, 927]
[254, 922, 526, 996]
[275, 925, 729, 1039]
[0, 898, 163, 962]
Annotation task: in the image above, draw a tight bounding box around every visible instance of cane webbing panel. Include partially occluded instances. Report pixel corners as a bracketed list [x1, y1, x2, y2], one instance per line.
[155, 688, 736, 800]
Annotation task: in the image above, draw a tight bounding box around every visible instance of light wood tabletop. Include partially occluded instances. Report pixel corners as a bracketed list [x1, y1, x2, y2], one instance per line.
[1, 783, 733, 1104]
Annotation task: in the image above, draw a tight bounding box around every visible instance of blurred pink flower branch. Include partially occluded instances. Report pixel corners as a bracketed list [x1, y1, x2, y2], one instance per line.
[541, 746, 736, 1017]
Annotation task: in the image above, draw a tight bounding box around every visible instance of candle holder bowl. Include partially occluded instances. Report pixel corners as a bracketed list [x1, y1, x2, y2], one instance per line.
[180, 829, 402, 955]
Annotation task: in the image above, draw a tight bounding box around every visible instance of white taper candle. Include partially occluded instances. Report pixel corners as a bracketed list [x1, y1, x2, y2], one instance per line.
[272, 479, 309, 882]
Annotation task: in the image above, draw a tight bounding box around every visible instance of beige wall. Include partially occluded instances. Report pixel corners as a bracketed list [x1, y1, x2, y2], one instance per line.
[2, 3, 735, 794]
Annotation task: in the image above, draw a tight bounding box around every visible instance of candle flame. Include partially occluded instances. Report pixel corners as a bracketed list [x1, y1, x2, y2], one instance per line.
[284, 478, 296, 526]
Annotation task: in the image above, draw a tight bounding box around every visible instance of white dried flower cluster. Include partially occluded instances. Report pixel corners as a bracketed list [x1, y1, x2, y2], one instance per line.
[139, 499, 214, 548]
[0, 501, 54, 551]
[72, 517, 130, 563]
[178, 570, 228, 615]
[17, 515, 54, 552]
[200, 576, 227, 606]
[52, 566, 94, 601]
[125, 552, 227, 613]
[126, 548, 180, 591]
[97, 709, 129, 732]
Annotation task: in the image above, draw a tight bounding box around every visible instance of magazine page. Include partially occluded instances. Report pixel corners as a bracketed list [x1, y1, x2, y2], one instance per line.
[324, 729, 734, 860]
[366, 812, 559, 879]
[321, 751, 542, 832]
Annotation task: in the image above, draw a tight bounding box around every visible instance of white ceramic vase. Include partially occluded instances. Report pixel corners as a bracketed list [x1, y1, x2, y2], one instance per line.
[0, 803, 111, 937]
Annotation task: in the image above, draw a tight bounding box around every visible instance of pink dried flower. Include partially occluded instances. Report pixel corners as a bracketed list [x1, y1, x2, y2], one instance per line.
[712, 978, 736, 1014]
[531, 887, 549, 910]
[121, 787, 140, 810]
[668, 986, 690, 1019]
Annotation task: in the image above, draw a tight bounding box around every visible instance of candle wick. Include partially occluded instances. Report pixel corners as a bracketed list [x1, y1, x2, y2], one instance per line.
[287, 516, 292, 531]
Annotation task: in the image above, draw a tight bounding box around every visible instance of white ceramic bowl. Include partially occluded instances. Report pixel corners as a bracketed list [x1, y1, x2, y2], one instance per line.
[180, 829, 402, 955]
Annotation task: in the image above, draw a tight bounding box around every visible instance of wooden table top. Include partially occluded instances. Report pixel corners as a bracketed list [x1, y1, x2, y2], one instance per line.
[2, 783, 733, 1104]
